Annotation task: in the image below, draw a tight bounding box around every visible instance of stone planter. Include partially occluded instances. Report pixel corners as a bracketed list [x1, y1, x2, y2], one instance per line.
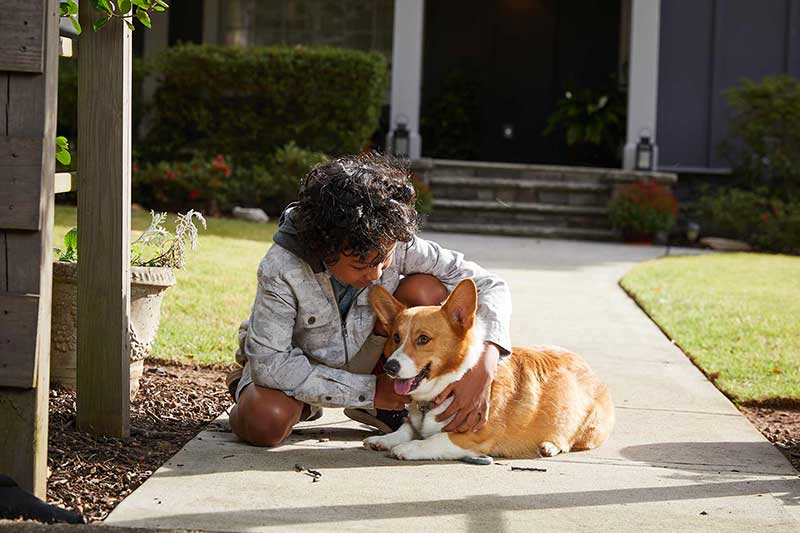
[50, 261, 176, 400]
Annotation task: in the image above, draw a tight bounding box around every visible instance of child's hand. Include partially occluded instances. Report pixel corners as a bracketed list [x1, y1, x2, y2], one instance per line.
[374, 374, 410, 410]
[434, 343, 500, 432]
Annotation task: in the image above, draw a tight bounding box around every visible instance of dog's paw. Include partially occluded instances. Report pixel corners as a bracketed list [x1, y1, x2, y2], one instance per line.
[363, 435, 390, 451]
[390, 442, 425, 461]
[539, 441, 561, 457]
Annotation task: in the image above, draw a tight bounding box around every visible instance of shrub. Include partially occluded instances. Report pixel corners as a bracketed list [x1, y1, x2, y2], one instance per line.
[260, 143, 329, 215]
[133, 154, 233, 216]
[723, 75, 800, 199]
[141, 44, 387, 164]
[695, 188, 800, 254]
[607, 180, 678, 241]
[133, 144, 328, 217]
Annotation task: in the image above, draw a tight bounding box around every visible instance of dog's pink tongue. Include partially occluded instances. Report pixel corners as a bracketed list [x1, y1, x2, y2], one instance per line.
[394, 378, 415, 395]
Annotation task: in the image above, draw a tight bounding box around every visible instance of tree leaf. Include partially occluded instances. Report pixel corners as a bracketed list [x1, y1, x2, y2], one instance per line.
[64, 227, 78, 252]
[136, 9, 151, 28]
[56, 149, 71, 166]
[69, 16, 82, 35]
[93, 15, 110, 32]
[56, 136, 69, 148]
[120, 0, 132, 13]
[125, 19, 135, 31]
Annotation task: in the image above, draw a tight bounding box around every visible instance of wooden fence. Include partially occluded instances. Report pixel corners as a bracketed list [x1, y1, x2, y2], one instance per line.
[0, 0, 132, 498]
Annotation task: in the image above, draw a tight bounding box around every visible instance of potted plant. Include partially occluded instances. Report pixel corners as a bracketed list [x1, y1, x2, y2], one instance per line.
[51, 210, 205, 399]
[608, 180, 678, 243]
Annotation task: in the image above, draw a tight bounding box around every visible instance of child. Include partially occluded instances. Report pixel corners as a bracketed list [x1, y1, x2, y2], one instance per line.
[228, 153, 512, 446]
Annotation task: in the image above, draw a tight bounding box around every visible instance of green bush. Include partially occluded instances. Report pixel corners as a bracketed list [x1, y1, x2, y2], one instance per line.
[608, 180, 678, 241]
[696, 188, 800, 254]
[141, 44, 387, 164]
[258, 142, 329, 214]
[723, 75, 800, 199]
[133, 144, 328, 216]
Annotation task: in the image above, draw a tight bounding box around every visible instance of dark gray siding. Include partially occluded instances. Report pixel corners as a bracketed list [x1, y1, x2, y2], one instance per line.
[657, 0, 800, 172]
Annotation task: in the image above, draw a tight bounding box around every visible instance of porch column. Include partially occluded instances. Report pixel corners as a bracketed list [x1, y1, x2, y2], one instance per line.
[623, 0, 660, 169]
[388, 0, 424, 159]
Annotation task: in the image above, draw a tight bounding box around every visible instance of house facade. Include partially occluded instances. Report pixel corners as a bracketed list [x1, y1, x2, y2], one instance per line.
[141, 0, 800, 174]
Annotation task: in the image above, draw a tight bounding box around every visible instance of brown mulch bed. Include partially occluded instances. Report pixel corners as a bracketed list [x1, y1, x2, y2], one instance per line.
[742, 406, 800, 472]
[47, 358, 233, 522]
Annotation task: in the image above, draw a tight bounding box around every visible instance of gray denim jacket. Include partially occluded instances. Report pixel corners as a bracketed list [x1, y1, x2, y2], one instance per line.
[236, 214, 512, 409]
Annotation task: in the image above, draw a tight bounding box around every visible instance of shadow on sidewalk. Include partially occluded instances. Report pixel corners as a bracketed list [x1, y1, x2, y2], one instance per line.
[109, 476, 799, 532]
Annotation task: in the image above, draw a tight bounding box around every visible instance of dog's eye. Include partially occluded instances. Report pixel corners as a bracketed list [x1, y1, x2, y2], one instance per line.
[416, 334, 430, 345]
[393, 333, 401, 343]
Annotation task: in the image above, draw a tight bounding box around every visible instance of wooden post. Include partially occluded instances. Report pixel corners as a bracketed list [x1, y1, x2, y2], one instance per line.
[0, 0, 60, 497]
[76, 2, 132, 436]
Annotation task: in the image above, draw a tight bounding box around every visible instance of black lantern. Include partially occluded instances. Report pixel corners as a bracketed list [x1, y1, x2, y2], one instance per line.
[635, 130, 654, 171]
[392, 120, 410, 159]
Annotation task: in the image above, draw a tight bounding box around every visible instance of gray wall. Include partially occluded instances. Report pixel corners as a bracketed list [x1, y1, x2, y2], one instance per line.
[657, 0, 800, 173]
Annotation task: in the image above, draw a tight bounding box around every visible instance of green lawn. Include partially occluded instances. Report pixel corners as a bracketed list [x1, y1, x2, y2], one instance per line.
[620, 253, 800, 405]
[54, 205, 278, 364]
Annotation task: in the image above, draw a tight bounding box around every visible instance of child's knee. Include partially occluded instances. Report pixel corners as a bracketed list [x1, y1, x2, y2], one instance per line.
[230, 387, 302, 447]
[394, 274, 448, 307]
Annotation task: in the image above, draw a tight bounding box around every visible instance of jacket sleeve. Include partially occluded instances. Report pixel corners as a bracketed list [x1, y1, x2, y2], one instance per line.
[400, 235, 513, 355]
[242, 274, 377, 408]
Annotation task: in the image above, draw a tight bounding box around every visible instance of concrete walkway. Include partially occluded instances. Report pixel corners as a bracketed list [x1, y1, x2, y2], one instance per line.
[105, 234, 799, 532]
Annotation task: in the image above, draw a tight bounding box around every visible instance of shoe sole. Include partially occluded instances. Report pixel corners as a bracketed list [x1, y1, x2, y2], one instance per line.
[343, 408, 392, 434]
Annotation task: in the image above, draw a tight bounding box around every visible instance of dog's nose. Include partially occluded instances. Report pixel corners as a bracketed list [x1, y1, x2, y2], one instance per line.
[383, 358, 400, 377]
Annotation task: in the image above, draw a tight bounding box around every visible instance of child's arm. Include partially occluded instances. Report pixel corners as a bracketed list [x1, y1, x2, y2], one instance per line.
[242, 274, 378, 408]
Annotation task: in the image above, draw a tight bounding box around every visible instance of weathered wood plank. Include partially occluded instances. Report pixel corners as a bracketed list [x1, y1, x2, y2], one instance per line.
[0, 165, 42, 230]
[0, 0, 45, 73]
[0, 293, 39, 388]
[0, 0, 59, 499]
[0, 73, 8, 293]
[76, 1, 132, 437]
[54, 172, 78, 194]
[0, 137, 43, 229]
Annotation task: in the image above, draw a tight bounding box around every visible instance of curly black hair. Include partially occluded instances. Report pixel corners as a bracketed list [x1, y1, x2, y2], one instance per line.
[296, 152, 419, 266]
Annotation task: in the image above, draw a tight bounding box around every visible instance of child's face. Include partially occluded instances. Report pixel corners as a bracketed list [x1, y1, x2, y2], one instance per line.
[328, 242, 397, 288]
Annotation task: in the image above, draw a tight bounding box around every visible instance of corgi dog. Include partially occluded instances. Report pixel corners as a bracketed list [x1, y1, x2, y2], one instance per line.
[363, 279, 614, 461]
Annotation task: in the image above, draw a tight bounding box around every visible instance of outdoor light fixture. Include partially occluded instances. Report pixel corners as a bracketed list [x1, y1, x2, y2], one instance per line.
[392, 119, 410, 159]
[686, 221, 700, 243]
[635, 130, 654, 171]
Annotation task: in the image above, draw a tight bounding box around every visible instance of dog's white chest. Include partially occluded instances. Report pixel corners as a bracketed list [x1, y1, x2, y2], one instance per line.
[409, 398, 452, 438]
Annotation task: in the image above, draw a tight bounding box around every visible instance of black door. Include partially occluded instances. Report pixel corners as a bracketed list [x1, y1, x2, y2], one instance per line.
[422, 0, 621, 164]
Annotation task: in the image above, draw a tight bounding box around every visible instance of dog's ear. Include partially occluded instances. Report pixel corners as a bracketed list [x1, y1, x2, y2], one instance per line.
[441, 279, 477, 333]
[369, 285, 406, 331]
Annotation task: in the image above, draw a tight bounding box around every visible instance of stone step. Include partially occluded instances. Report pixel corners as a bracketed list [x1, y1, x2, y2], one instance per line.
[430, 199, 611, 229]
[432, 198, 608, 216]
[423, 221, 619, 241]
[415, 157, 678, 184]
[429, 175, 613, 190]
[429, 176, 612, 207]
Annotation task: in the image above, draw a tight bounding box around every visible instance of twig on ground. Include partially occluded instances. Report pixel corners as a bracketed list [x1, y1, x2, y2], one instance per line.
[510, 466, 547, 472]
